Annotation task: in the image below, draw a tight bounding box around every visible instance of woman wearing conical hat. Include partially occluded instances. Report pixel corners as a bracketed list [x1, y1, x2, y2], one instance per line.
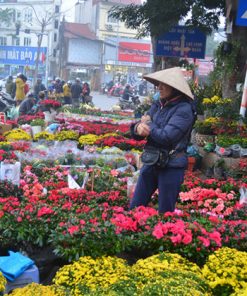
[130, 67, 195, 213]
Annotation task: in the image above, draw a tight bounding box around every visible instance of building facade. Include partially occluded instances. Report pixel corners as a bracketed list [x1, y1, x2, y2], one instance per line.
[63, 0, 152, 89]
[0, 0, 61, 83]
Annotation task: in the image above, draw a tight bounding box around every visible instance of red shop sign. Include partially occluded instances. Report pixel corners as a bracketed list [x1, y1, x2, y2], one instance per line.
[118, 42, 151, 63]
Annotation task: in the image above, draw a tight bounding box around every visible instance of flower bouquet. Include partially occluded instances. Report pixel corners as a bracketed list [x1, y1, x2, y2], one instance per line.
[40, 99, 61, 123]
[39, 99, 61, 112]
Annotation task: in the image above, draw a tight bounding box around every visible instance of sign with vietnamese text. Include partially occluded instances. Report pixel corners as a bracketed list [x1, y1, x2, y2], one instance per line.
[0, 46, 47, 66]
[118, 42, 151, 63]
[156, 26, 206, 59]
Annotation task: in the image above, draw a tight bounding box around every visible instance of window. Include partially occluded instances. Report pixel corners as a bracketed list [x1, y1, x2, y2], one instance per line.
[53, 49, 56, 57]
[0, 37, 7, 46]
[55, 5, 59, 13]
[54, 19, 59, 29]
[24, 8, 33, 23]
[12, 37, 20, 46]
[107, 12, 118, 24]
[17, 11, 21, 20]
[54, 33, 57, 42]
[24, 37, 31, 46]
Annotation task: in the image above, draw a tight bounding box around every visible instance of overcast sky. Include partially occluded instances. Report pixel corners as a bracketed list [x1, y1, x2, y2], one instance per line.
[61, 0, 77, 21]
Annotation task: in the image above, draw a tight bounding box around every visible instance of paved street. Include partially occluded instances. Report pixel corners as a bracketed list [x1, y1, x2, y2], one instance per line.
[91, 91, 147, 110]
[91, 92, 120, 111]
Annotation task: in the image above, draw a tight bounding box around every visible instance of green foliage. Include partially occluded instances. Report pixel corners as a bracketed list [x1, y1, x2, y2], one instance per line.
[30, 118, 45, 127]
[212, 41, 242, 81]
[0, 8, 13, 26]
[110, 0, 225, 37]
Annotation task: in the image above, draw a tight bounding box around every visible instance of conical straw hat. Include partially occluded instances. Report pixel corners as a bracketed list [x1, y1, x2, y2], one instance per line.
[144, 67, 194, 99]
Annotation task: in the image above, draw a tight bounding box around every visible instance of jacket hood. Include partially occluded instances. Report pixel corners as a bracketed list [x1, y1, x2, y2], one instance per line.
[143, 67, 194, 100]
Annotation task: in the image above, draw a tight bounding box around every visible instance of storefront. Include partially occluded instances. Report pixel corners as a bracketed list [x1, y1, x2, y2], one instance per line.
[0, 46, 47, 81]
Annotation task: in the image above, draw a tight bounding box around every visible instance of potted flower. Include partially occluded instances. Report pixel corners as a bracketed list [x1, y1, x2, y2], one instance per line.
[39, 99, 62, 123]
[215, 134, 242, 157]
[194, 117, 217, 147]
[30, 118, 45, 136]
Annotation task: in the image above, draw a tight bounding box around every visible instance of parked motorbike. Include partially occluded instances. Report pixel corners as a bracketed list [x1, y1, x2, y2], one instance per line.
[118, 95, 140, 110]
[0, 91, 16, 113]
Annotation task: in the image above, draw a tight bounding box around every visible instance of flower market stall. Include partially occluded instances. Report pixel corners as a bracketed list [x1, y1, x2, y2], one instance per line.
[0, 100, 246, 296]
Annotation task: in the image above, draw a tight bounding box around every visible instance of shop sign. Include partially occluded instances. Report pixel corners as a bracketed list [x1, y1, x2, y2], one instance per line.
[0, 46, 47, 66]
[118, 42, 151, 63]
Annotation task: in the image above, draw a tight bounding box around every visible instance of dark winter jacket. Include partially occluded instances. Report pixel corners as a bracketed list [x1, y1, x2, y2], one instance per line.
[19, 98, 35, 115]
[71, 83, 82, 99]
[131, 96, 194, 168]
[34, 82, 46, 97]
[5, 79, 15, 95]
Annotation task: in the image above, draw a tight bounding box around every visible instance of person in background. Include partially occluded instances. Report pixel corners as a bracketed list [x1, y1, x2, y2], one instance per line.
[15, 74, 27, 105]
[81, 82, 91, 103]
[122, 84, 133, 101]
[5, 76, 15, 96]
[34, 78, 46, 98]
[63, 81, 72, 104]
[54, 77, 63, 95]
[19, 93, 36, 115]
[130, 67, 195, 213]
[107, 80, 114, 92]
[37, 91, 46, 102]
[71, 78, 82, 108]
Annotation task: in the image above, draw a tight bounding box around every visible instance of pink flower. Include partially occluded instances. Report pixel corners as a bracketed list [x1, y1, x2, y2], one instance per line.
[198, 236, 210, 247]
[68, 225, 79, 235]
[17, 216, 22, 222]
[182, 233, 193, 245]
[152, 223, 164, 239]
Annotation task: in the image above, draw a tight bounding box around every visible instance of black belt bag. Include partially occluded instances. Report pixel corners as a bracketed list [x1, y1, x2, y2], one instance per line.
[141, 146, 170, 168]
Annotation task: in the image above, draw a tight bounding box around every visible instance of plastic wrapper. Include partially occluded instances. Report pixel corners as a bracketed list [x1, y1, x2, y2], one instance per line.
[187, 144, 200, 156]
[0, 251, 34, 282]
[0, 161, 21, 186]
[230, 144, 241, 158]
[45, 123, 60, 134]
[101, 147, 124, 155]
[239, 187, 247, 204]
[215, 145, 232, 157]
[240, 147, 247, 157]
[127, 171, 140, 198]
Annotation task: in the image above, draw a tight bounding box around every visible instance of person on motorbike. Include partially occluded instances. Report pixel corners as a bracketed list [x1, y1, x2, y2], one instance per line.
[122, 84, 133, 101]
[34, 78, 46, 98]
[5, 76, 15, 96]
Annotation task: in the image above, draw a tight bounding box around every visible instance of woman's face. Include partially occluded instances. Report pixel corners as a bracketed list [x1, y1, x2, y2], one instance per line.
[158, 83, 173, 99]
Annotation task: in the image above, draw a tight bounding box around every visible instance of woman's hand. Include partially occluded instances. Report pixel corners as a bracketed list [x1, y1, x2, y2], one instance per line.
[136, 123, 150, 137]
[141, 114, 151, 123]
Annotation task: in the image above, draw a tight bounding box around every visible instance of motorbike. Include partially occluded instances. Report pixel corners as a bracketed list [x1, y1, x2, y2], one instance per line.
[118, 95, 141, 110]
[108, 84, 124, 97]
[0, 91, 16, 113]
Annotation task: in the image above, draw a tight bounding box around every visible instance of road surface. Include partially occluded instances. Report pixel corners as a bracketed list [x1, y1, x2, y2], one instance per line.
[91, 92, 120, 110]
[91, 91, 147, 111]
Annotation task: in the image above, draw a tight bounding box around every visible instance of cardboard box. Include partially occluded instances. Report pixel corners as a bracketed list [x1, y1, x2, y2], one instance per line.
[0, 123, 12, 134]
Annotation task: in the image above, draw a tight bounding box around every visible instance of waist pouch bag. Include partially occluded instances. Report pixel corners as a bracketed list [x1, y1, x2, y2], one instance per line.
[141, 146, 170, 168]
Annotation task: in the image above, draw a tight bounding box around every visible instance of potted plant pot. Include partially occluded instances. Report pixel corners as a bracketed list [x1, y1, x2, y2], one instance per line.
[31, 125, 42, 136]
[187, 156, 196, 171]
[195, 133, 215, 147]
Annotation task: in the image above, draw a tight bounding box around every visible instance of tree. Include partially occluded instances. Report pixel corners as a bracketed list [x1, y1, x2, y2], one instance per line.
[28, 5, 57, 85]
[110, 0, 225, 70]
[0, 8, 13, 25]
[222, 0, 247, 97]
